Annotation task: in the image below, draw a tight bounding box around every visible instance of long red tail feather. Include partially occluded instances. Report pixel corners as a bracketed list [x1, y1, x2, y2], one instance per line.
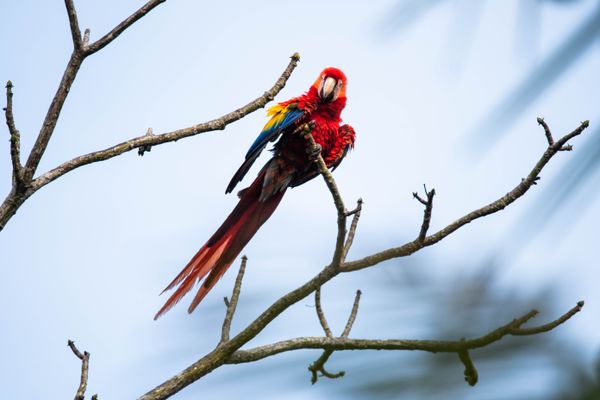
[154, 167, 286, 319]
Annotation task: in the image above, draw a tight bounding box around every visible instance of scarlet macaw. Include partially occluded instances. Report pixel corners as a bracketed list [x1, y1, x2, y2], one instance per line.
[155, 67, 356, 319]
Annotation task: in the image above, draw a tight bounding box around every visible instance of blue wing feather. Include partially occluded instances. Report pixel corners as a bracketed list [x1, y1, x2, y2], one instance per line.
[225, 105, 306, 194]
[246, 108, 304, 158]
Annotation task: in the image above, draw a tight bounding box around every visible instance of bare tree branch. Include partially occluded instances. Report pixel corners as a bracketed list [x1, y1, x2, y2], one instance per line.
[220, 256, 248, 345]
[21, 53, 83, 183]
[64, 0, 83, 50]
[341, 290, 362, 338]
[83, 29, 91, 46]
[67, 340, 94, 400]
[32, 54, 300, 191]
[84, 0, 167, 56]
[308, 350, 343, 384]
[226, 301, 582, 365]
[4, 81, 23, 188]
[308, 289, 363, 384]
[458, 347, 478, 386]
[342, 120, 589, 272]
[413, 184, 435, 242]
[314, 287, 333, 338]
[341, 199, 363, 262]
[511, 300, 584, 335]
[538, 116, 572, 151]
[0, 46, 300, 232]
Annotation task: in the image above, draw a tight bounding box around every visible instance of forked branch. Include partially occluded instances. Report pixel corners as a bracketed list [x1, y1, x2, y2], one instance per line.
[1, 0, 299, 233]
[67, 340, 96, 400]
[140, 118, 587, 400]
[4, 81, 23, 188]
[227, 301, 583, 366]
[342, 119, 590, 272]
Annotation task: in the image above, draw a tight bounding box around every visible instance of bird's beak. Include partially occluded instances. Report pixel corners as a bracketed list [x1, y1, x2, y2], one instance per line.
[319, 76, 337, 102]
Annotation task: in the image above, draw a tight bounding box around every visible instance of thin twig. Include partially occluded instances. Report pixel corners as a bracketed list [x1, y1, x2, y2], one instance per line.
[308, 350, 344, 384]
[220, 256, 248, 345]
[83, 28, 90, 46]
[538, 117, 573, 151]
[511, 300, 584, 335]
[537, 117, 554, 146]
[4, 81, 24, 188]
[84, 0, 167, 55]
[341, 290, 362, 337]
[413, 184, 435, 242]
[314, 287, 333, 338]
[67, 340, 91, 400]
[308, 289, 362, 383]
[64, 0, 83, 50]
[458, 347, 478, 386]
[341, 199, 363, 262]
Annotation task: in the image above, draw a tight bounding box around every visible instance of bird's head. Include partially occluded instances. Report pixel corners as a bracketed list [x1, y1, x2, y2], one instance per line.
[313, 67, 347, 103]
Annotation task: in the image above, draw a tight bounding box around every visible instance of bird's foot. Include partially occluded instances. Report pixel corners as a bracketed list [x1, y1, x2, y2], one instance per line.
[295, 121, 316, 138]
[307, 143, 322, 161]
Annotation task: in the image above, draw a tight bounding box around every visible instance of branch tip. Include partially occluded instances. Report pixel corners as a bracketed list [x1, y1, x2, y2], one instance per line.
[341, 198, 363, 262]
[341, 289, 362, 337]
[458, 347, 478, 386]
[83, 28, 90, 46]
[64, 0, 83, 50]
[67, 339, 90, 400]
[511, 301, 584, 336]
[220, 256, 248, 344]
[291, 52, 301, 61]
[315, 287, 333, 338]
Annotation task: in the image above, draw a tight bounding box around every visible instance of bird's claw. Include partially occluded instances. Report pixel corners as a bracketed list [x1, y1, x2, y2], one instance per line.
[295, 121, 316, 138]
[307, 143, 322, 161]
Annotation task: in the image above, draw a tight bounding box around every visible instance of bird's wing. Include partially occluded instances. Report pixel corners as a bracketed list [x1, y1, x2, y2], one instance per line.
[226, 103, 306, 194]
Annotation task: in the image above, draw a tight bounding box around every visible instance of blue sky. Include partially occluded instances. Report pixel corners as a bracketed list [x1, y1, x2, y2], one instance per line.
[1, 1, 598, 399]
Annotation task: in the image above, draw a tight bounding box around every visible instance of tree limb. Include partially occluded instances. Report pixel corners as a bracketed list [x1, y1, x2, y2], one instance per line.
[307, 289, 363, 383]
[32, 54, 300, 192]
[341, 199, 363, 262]
[4, 81, 23, 188]
[0, 18, 300, 233]
[64, 0, 83, 50]
[314, 287, 333, 338]
[413, 184, 435, 242]
[342, 119, 589, 272]
[83, 0, 167, 56]
[226, 301, 582, 364]
[67, 340, 95, 400]
[220, 256, 248, 345]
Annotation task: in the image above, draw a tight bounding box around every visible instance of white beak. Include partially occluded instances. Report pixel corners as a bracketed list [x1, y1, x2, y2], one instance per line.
[319, 77, 337, 102]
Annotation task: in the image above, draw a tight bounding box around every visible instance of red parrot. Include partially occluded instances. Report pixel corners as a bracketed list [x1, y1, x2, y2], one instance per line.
[155, 67, 356, 319]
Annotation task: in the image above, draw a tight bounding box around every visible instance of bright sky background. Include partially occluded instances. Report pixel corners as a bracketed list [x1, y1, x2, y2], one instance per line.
[1, 1, 598, 399]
